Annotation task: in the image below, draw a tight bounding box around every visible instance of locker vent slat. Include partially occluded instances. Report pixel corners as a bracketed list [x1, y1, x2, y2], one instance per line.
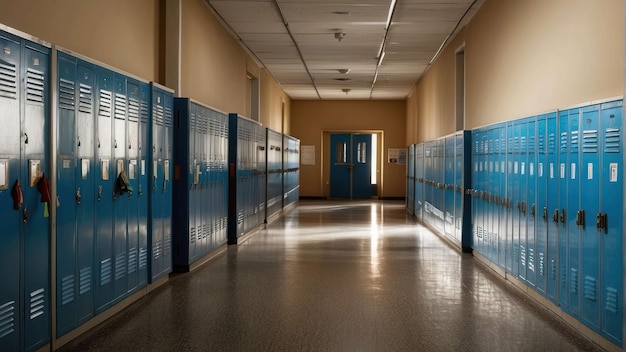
[538, 252, 544, 276]
[538, 134, 545, 152]
[100, 258, 112, 286]
[0, 301, 15, 338]
[79, 267, 92, 295]
[582, 130, 598, 153]
[560, 132, 568, 151]
[528, 135, 535, 152]
[570, 130, 579, 153]
[560, 266, 567, 288]
[114, 94, 127, 120]
[190, 227, 196, 244]
[604, 128, 621, 153]
[153, 240, 162, 260]
[0, 62, 17, 99]
[115, 253, 126, 280]
[139, 247, 148, 270]
[128, 98, 140, 122]
[550, 260, 556, 280]
[59, 78, 75, 111]
[605, 287, 619, 314]
[570, 268, 578, 294]
[99, 90, 112, 118]
[26, 68, 45, 105]
[61, 275, 75, 305]
[548, 133, 556, 153]
[128, 247, 138, 274]
[29, 288, 45, 320]
[520, 136, 526, 152]
[140, 101, 149, 123]
[78, 84, 93, 113]
[154, 104, 164, 126]
[583, 276, 597, 301]
[164, 106, 172, 127]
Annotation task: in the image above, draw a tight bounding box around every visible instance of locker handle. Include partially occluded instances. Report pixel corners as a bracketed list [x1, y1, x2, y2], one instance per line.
[75, 188, 81, 205]
[23, 206, 28, 223]
[542, 207, 548, 221]
[596, 213, 607, 232]
[138, 184, 142, 197]
[531, 204, 536, 217]
[552, 209, 559, 224]
[24, 132, 28, 144]
[128, 140, 132, 150]
[559, 209, 566, 224]
[78, 136, 81, 147]
[98, 186, 103, 201]
[114, 139, 118, 149]
[576, 210, 585, 227]
[128, 190, 132, 199]
[163, 180, 167, 193]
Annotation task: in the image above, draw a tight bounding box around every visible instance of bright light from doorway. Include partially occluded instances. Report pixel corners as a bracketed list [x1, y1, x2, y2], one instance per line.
[371, 134, 377, 184]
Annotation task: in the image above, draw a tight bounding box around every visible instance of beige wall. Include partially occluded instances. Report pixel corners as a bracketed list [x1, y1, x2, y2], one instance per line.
[408, 0, 624, 144]
[291, 100, 406, 198]
[261, 69, 291, 133]
[0, 0, 160, 82]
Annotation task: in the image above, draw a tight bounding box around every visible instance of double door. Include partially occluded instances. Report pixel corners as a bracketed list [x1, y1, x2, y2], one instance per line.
[330, 133, 372, 199]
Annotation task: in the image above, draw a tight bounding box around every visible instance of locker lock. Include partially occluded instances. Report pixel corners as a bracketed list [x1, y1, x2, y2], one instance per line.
[75, 188, 81, 205]
[23, 206, 28, 223]
[542, 207, 548, 221]
[596, 213, 607, 233]
[575, 210, 585, 227]
[559, 209, 566, 224]
[98, 185, 103, 201]
[552, 209, 559, 224]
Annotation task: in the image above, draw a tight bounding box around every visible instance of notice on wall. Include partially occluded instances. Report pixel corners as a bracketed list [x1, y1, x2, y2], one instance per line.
[301, 145, 315, 165]
[388, 148, 406, 165]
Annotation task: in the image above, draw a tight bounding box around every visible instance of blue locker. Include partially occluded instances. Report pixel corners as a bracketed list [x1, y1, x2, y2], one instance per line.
[580, 104, 600, 332]
[255, 124, 267, 224]
[266, 129, 283, 220]
[56, 51, 97, 336]
[505, 121, 515, 273]
[453, 134, 463, 243]
[0, 32, 51, 351]
[444, 137, 455, 239]
[566, 108, 581, 317]
[546, 112, 559, 303]
[172, 98, 192, 269]
[126, 79, 141, 294]
[137, 82, 150, 286]
[470, 130, 480, 255]
[457, 131, 472, 250]
[423, 141, 433, 226]
[535, 114, 548, 295]
[435, 139, 445, 232]
[496, 124, 507, 270]
[94, 66, 115, 312]
[526, 117, 537, 287]
[477, 129, 488, 257]
[414, 143, 424, 222]
[513, 120, 525, 279]
[486, 128, 497, 262]
[112, 73, 129, 301]
[407, 144, 415, 215]
[599, 100, 622, 344]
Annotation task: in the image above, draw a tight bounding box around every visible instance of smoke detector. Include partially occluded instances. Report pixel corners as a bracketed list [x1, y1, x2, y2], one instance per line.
[334, 31, 346, 42]
[337, 69, 351, 74]
[341, 88, 351, 94]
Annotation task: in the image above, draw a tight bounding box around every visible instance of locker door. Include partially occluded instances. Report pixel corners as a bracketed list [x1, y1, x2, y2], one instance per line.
[526, 118, 537, 287]
[94, 66, 115, 312]
[486, 128, 496, 262]
[137, 82, 150, 287]
[505, 122, 515, 273]
[424, 142, 432, 225]
[0, 32, 22, 351]
[535, 114, 548, 295]
[454, 134, 464, 243]
[546, 112, 559, 303]
[150, 89, 164, 279]
[557, 109, 569, 309]
[579, 105, 600, 331]
[75, 60, 95, 326]
[126, 79, 140, 293]
[56, 53, 78, 336]
[515, 120, 526, 280]
[407, 145, 415, 215]
[470, 131, 480, 254]
[415, 143, 423, 221]
[444, 137, 454, 238]
[112, 73, 128, 301]
[599, 101, 622, 344]
[566, 109, 581, 317]
[496, 125, 507, 270]
[162, 90, 173, 275]
[189, 104, 198, 258]
[22, 40, 50, 351]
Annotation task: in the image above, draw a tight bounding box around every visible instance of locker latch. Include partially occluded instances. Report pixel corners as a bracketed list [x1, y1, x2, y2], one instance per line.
[531, 204, 536, 217]
[138, 184, 143, 197]
[98, 185, 103, 201]
[596, 213, 607, 233]
[559, 209, 566, 224]
[552, 209, 559, 224]
[542, 207, 548, 221]
[75, 188, 81, 205]
[23, 206, 28, 223]
[575, 210, 585, 227]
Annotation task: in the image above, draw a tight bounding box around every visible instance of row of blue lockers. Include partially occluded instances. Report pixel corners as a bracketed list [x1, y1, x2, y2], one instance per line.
[0, 27, 300, 352]
[406, 98, 624, 347]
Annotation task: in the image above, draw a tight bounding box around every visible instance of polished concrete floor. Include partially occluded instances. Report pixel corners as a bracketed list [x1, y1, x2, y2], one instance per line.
[60, 200, 602, 352]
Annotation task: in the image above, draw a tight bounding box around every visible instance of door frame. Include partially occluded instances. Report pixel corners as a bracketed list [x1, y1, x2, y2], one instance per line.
[322, 129, 384, 199]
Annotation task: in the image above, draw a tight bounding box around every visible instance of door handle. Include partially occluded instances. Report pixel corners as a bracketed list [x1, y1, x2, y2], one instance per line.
[576, 210, 585, 227]
[75, 188, 81, 205]
[560, 208, 566, 224]
[596, 213, 607, 232]
[542, 207, 548, 221]
[552, 209, 559, 224]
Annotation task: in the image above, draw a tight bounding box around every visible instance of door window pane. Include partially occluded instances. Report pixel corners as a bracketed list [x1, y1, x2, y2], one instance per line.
[357, 142, 367, 163]
[335, 141, 347, 164]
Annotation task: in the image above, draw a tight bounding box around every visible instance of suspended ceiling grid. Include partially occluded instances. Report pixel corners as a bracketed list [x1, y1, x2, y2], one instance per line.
[207, 0, 484, 100]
